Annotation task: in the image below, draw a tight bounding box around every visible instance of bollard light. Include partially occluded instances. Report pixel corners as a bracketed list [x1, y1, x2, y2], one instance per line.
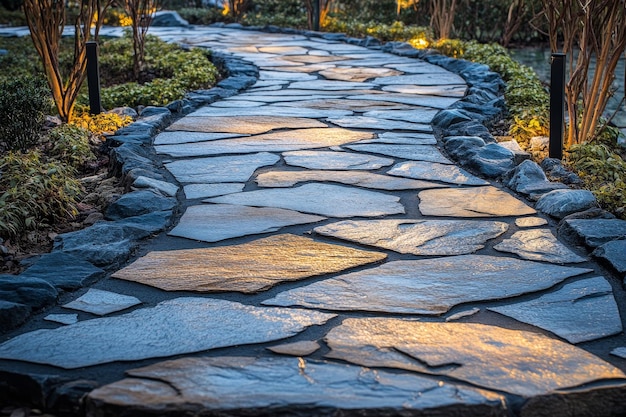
[313, 0, 320, 31]
[549, 53, 565, 160]
[86, 41, 102, 115]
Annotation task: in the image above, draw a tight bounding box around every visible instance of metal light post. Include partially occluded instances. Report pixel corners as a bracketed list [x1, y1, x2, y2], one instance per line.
[86, 41, 102, 115]
[313, 0, 320, 31]
[549, 53, 565, 160]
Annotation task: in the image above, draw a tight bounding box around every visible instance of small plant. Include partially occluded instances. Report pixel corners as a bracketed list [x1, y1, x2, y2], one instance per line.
[0, 150, 82, 238]
[0, 75, 52, 152]
[46, 124, 96, 171]
[70, 111, 133, 138]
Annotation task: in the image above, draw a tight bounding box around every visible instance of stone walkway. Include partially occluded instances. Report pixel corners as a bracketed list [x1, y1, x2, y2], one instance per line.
[1, 25, 626, 416]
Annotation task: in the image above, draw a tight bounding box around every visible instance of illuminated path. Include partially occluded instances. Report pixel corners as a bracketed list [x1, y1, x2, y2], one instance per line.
[1, 25, 626, 416]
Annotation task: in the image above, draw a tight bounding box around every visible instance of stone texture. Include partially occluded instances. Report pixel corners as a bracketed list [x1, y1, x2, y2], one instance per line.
[283, 150, 393, 170]
[325, 318, 625, 397]
[52, 223, 135, 266]
[314, 219, 508, 255]
[0, 299, 335, 369]
[169, 204, 326, 243]
[256, 170, 444, 190]
[190, 104, 351, 119]
[593, 240, 626, 275]
[0, 275, 58, 310]
[319, 66, 402, 82]
[516, 217, 548, 228]
[165, 152, 279, 183]
[113, 234, 386, 293]
[0, 301, 30, 331]
[559, 218, 626, 248]
[419, 187, 536, 217]
[20, 252, 105, 291]
[363, 109, 439, 124]
[611, 347, 626, 359]
[267, 341, 321, 356]
[207, 183, 405, 218]
[372, 73, 465, 86]
[344, 144, 452, 164]
[154, 132, 243, 145]
[536, 190, 598, 219]
[156, 128, 373, 156]
[489, 276, 622, 343]
[105, 190, 176, 221]
[506, 160, 568, 197]
[44, 314, 78, 325]
[86, 357, 506, 416]
[132, 176, 178, 197]
[63, 289, 141, 316]
[494, 229, 586, 263]
[368, 132, 438, 145]
[382, 84, 466, 97]
[167, 116, 325, 134]
[264, 255, 590, 315]
[388, 161, 488, 185]
[349, 93, 460, 109]
[328, 116, 432, 133]
[183, 183, 245, 199]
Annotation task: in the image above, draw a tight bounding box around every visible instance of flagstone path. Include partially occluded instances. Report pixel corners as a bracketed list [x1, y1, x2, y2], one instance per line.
[1, 25, 626, 416]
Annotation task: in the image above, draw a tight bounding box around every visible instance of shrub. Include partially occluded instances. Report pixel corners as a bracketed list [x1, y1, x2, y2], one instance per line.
[70, 111, 133, 138]
[46, 125, 96, 171]
[0, 150, 82, 238]
[0, 75, 52, 152]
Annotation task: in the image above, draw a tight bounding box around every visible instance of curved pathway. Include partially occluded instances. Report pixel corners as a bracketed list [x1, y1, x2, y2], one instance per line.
[1, 26, 626, 416]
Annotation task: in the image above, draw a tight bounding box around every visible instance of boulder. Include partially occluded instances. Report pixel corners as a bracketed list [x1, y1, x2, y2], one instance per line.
[20, 252, 105, 291]
[105, 190, 176, 220]
[151, 10, 189, 27]
[0, 275, 58, 310]
[0, 300, 30, 331]
[593, 240, 626, 276]
[536, 189, 597, 219]
[506, 160, 567, 197]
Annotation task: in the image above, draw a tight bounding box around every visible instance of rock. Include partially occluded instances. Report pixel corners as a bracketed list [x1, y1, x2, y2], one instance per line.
[431, 109, 472, 129]
[20, 252, 105, 290]
[150, 10, 189, 27]
[536, 189, 597, 219]
[83, 212, 104, 226]
[53, 223, 135, 266]
[217, 75, 257, 91]
[267, 341, 321, 356]
[463, 143, 516, 178]
[506, 160, 568, 197]
[343, 143, 451, 164]
[283, 150, 393, 170]
[86, 357, 507, 417]
[167, 115, 325, 135]
[47, 379, 100, 417]
[44, 314, 78, 325]
[165, 152, 280, 183]
[593, 240, 626, 275]
[497, 140, 531, 164]
[541, 158, 583, 185]
[183, 183, 244, 199]
[314, 219, 508, 256]
[0, 300, 31, 331]
[113, 234, 386, 293]
[489, 276, 622, 343]
[445, 121, 495, 142]
[388, 160, 488, 185]
[264, 255, 591, 315]
[63, 288, 141, 316]
[105, 190, 176, 221]
[207, 183, 405, 218]
[107, 106, 137, 119]
[328, 115, 432, 133]
[0, 298, 335, 369]
[559, 218, 626, 248]
[443, 135, 486, 160]
[515, 217, 548, 227]
[0, 275, 58, 310]
[132, 176, 178, 197]
[418, 186, 536, 217]
[113, 210, 173, 239]
[324, 318, 624, 397]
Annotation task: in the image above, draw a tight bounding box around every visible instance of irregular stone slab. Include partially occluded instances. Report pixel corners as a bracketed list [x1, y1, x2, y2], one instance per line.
[419, 187, 536, 217]
[259, 70, 317, 81]
[183, 183, 244, 199]
[319, 66, 401, 82]
[256, 170, 444, 191]
[506, 160, 568, 197]
[44, 314, 78, 325]
[21, 252, 105, 291]
[289, 80, 374, 90]
[0, 299, 335, 369]
[264, 255, 591, 315]
[279, 98, 415, 111]
[207, 183, 405, 218]
[268, 341, 321, 356]
[0, 275, 58, 310]
[190, 104, 351, 119]
[210, 99, 267, 108]
[516, 217, 548, 228]
[345, 144, 452, 164]
[63, 289, 141, 316]
[593, 240, 626, 275]
[281, 55, 354, 65]
[362, 109, 439, 124]
[388, 161, 488, 185]
[105, 190, 176, 221]
[494, 229, 586, 263]
[165, 152, 279, 183]
[324, 318, 625, 397]
[156, 128, 372, 157]
[314, 219, 507, 255]
[229, 94, 345, 104]
[113, 234, 386, 293]
[374, 73, 466, 86]
[611, 347, 626, 359]
[168, 116, 325, 135]
[489, 277, 622, 343]
[382, 84, 466, 97]
[536, 189, 597, 219]
[283, 150, 393, 170]
[329, 116, 432, 133]
[86, 357, 506, 417]
[169, 204, 325, 243]
[53, 223, 135, 266]
[446, 308, 480, 322]
[347, 94, 460, 109]
[154, 132, 243, 145]
[132, 176, 178, 197]
[258, 45, 309, 54]
[365, 132, 438, 145]
[560, 218, 626, 248]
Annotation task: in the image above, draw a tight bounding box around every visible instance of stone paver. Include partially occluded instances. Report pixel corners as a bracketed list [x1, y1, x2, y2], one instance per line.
[0, 24, 624, 417]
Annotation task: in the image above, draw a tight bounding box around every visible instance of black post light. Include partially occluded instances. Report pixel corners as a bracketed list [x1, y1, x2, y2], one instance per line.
[549, 52, 565, 160]
[86, 41, 102, 115]
[313, 0, 320, 31]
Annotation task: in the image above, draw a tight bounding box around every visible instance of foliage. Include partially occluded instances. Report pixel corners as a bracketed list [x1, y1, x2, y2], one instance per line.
[430, 0, 457, 39]
[0, 36, 45, 80]
[123, 0, 158, 80]
[177, 7, 231, 24]
[92, 35, 218, 108]
[70, 111, 133, 137]
[0, 150, 82, 238]
[0, 4, 26, 25]
[324, 18, 431, 42]
[46, 124, 96, 171]
[0, 75, 52, 152]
